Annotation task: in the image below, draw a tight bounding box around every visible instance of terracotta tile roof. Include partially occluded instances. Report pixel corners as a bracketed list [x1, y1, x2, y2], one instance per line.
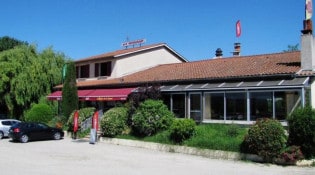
[72, 51, 303, 88]
[75, 43, 187, 63]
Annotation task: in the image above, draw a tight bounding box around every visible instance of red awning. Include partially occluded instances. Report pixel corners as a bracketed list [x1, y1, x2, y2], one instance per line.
[80, 88, 135, 101]
[47, 91, 62, 101]
[47, 88, 135, 101]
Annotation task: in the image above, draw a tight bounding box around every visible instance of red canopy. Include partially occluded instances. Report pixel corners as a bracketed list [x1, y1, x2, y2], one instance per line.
[47, 91, 62, 101]
[47, 88, 135, 101]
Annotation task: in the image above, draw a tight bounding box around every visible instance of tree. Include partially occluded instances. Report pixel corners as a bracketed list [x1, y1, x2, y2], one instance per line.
[61, 61, 78, 122]
[0, 36, 28, 52]
[0, 44, 66, 118]
[283, 44, 299, 52]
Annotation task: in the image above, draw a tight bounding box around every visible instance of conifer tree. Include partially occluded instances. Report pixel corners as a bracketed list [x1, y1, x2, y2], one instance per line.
[61, 61, 78, 122]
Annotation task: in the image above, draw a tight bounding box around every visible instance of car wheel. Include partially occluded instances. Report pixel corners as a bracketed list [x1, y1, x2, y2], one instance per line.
[0, 131, 3, 139]
[20, 134, 29, 143]
[53, 132, 61, 140]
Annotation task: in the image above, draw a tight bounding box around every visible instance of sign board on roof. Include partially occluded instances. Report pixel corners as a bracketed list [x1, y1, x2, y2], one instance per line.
[122, 39, 146, 48]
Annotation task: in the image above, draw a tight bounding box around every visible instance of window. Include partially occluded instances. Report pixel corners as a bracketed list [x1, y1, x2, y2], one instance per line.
[204, 93, 224, 120]
[162, 94, 171, 110]
[250, 92, 273, 121]
[79, 65, 90, 78]
[226, 92, 247, 120]
[275, 91, 301, 121]
[172, 94, 186, 118]
[95, 62, 111, 77]
[189, 93, 202, 122]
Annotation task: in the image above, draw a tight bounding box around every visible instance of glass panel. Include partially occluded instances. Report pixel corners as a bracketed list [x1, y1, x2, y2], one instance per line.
[190, 93, 201, 122]
[204, 93, 224, 120]
[226, 92, 246, 120]
[172, 94, 185, 118]
[162, 94, 171, 110]
[250, 92, 273, 121]
[275, 91, 301, 121]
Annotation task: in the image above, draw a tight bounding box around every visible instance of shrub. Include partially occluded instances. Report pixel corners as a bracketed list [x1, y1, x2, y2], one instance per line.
[25, 104, 54, 123]
[287, 106, 315, 159]
[100, 107, 129, 137]
[170, 119, 196, 143]
[275, 145, 304, 165]
[131, 99, 175, 137]
[242, 118, 287, 162]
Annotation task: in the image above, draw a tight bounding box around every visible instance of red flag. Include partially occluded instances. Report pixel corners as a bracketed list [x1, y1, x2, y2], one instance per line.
[92, 111, 99, 131]
[73, 110, 79, 132]
[236, 20, 241, 37]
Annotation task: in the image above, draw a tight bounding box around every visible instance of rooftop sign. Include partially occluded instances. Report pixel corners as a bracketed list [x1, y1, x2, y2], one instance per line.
[122, 39, 146, 48]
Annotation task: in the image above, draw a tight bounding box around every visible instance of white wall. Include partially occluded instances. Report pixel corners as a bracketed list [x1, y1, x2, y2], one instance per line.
[111, 48, 183, 78]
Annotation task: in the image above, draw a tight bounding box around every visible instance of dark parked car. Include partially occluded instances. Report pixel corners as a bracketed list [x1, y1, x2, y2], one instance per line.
[9, 122, 64, 143]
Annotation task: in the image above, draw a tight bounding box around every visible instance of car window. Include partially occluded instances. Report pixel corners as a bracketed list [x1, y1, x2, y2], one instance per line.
[2, 121, 12, 126]
[38, 123, 48, 129]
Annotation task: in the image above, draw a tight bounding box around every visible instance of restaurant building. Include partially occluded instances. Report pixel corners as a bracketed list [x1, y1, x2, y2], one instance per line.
[49, 22, 315, 125]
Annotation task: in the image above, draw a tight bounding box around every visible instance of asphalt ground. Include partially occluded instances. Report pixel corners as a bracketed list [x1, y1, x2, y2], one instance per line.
[0, 136, 314, 175]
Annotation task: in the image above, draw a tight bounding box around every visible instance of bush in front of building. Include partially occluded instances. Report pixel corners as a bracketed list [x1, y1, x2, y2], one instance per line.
[241, 118, 287, 162]
[287, 106, 315, 159]
[100, 107, 129, 137]
[169, 118, 196, 143]
[131, 99, 175, 137]
[24, 103, 54, 124]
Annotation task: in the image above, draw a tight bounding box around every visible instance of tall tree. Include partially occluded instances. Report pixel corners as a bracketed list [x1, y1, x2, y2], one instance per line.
[0, 44, 66, 118]
[0, 36, 28, 52]
[283, 44, 299, 52]
[61, 61, 78, 122]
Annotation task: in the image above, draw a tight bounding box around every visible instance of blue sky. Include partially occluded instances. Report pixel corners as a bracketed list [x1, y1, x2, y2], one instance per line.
[1, 0, 307, 61]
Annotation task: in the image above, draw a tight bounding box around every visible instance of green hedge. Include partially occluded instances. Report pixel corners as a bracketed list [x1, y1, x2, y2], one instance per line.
[131, 99, 175, 137]
[25, 104, 53, 124]
[100, 107, 129, 137]
[242, 118, 287, 162]
[287, 106, 315, 159]
[170, 119, 196, 143]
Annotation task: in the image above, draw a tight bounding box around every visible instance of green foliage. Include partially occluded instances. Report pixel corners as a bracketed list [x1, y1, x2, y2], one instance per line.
[186, 124, 246, 152]
[100, 107, 129, 137]
[242, 118, 287, 162]
[287, 106, 315, 159]
[283, 44, 299, 52]
[0, 44, 66, 118]
[275, 146, 304, 164]
[25, 103, 54, 124]
[169, 119, 196, 143]
[0, 36, 28, 52]
[118, 123, 247, 152]
[61, 61, 78, 122]
[131, 99, 175, 137]
[226, 124, 240, 137]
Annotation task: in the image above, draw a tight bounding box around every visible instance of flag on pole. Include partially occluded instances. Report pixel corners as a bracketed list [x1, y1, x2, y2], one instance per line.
[306, 0, 313, 20]
[236, 20, 241, 37]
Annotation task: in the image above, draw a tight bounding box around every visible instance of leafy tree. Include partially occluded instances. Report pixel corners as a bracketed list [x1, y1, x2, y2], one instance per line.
[283, 44, 299, 52]
[61, 61, 78, 122]
[0, 36, 28, 52]
[0, 44, 66, 118]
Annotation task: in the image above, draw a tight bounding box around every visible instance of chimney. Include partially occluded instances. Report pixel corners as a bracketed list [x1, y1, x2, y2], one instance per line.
[232, 43, 241, 56]
[301, 19, 315, 70]
[214, 48, 223, 58]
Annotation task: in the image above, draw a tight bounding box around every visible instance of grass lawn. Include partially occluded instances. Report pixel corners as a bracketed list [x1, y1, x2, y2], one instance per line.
[117, 123, 248, 153]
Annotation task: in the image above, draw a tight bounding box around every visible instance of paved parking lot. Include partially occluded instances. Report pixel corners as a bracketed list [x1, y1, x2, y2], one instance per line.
[0, 136, 314, 175]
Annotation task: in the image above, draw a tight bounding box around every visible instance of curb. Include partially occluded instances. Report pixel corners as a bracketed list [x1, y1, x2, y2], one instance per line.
[100, 137, 253, 161]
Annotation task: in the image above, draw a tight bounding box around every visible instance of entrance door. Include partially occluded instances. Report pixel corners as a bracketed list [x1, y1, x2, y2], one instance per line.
[189, 93, 202, 122]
